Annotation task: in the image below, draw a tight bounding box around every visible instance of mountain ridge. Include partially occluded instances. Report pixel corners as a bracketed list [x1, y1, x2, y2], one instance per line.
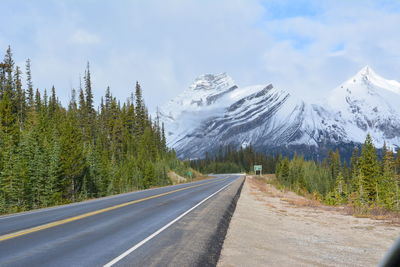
[160, 66, 400, 159]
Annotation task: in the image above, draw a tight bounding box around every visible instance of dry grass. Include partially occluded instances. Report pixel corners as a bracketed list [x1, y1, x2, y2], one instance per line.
[168, 171, 187, 185]
[191, 169, 211, 181]
[345, 204, 400, 225]
[168, 169, 211, 185]
[282, 197, 321, 208]
[249, 175, 322, 209]
[249, 174, 400, 225]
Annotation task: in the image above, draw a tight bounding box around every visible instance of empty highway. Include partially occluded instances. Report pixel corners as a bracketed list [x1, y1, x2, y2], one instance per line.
[0, 174, 244, 266]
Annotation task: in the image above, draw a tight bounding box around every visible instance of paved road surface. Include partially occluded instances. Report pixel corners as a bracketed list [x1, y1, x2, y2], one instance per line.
[0, 174, 243, 266]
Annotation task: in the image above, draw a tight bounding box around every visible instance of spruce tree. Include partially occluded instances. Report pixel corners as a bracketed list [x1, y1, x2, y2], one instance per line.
[0, 88, 19, 144]
[135, 82, 145, 136]
[34, 89, 41, 112]
[69, 88, 78, 111]
[380, 149, 397, 209]
[84, 63, 95, 141]
[328, 149, 341, 184]
[0, 146, 25, 212]
[60, 112, 86, 201]
[334, 172, 347, 204]
[359, 134, 380, 203]
[14, 66, 26, 128]
[84, 62, 94, 115]
[26, 58, 34, 108]
[49, 86, 57, 118]
[3, 46, 14, 95]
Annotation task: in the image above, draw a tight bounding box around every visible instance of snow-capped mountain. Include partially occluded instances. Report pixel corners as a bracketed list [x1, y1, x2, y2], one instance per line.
[159, 67, 400, 159]
[326, 66, 400, 147]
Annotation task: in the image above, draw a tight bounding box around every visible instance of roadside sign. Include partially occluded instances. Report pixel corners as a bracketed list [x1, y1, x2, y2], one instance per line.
[254, 165, 262, 175]
[187, 171, 193, 180]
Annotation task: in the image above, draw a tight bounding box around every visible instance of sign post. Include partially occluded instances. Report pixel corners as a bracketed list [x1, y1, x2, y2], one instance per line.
[254, 165, 262, 175]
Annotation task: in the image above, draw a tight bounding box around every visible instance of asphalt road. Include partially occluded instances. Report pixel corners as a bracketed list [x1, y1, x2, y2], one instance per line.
[0, 174, 243, 267]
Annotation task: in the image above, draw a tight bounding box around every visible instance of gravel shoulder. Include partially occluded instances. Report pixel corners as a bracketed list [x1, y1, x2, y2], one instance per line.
[218, 175, 400, 267]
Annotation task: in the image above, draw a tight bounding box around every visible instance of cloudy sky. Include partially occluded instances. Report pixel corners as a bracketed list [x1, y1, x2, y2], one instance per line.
[1, 0, 400, 111]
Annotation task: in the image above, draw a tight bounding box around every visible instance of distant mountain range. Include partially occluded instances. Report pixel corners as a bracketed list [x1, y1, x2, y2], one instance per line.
[159, 66, 400, 159]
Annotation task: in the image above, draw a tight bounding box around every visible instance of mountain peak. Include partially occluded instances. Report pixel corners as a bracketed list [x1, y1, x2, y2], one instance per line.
[350, 65, 400, 95]
[356, 65, 377, 78]
[189, 73, 235, 91]
[329, 65, 400, 103]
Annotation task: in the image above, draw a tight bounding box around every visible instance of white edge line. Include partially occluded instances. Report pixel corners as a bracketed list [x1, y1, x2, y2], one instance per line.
[103, 177, 238, 267]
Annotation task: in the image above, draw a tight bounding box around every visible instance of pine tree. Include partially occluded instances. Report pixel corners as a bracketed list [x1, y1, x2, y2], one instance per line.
[381, 141, 388, 174]
[14, 66, 26, 128]
[47, 134, 63, 205]
[379, 149, 397, 209]
[135, 82, 145, 136]
[60, 112, 86, 201]
[78, 88, 86, 127]
[334, 172, 347, 204]
[26, 58, 34, 108]
[0, 145, 25, 212]
[0, 87, 19, 144]
[161, 122, 167, 152]
[358, 134, 380, 203]
[277, 158, 290, 185]
[34, 89, 41, 112]
[328, 149, 341, 185]
[43, 89, 48, 110]
[3, 46, 14, 95]
[49, 86, 57, 118]
[84, 62, 94, 115]
[69, 88, 78, 111]
[84, 63, 95, 141]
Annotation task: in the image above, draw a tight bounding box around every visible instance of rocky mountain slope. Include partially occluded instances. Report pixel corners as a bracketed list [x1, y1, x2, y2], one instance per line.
[159, 67, 400, 159]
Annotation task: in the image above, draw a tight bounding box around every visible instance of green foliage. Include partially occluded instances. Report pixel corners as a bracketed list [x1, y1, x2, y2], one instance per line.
[275, 134, 400, 212]
[378, 149, 397, 209]
[0, 47, 184, 214]
[190, 145, 278, 174]
[358, 134, 380, 203]
[325, 172, 348, 205]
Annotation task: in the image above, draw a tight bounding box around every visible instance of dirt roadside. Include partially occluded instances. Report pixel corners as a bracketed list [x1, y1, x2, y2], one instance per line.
[217, 176, 400, 267]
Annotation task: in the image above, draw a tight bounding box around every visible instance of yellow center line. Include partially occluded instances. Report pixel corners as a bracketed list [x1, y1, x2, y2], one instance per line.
[0, 178, 227, 242]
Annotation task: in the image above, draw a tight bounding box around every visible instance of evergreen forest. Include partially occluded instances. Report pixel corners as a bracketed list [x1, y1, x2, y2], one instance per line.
[0, 47, 188, 214]
[276, 134, 400, 212]
[190, 145, 278, 174]
[191, 136, 400, 213]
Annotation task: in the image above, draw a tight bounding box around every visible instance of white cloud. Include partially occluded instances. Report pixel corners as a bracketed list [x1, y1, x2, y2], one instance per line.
[259, 1, 400, 100]
[70, 29, 100, 44]
[1, 0, 400, 112]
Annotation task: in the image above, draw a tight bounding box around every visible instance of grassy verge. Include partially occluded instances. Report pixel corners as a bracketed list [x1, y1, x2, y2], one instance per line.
[253, 174, 400, 224]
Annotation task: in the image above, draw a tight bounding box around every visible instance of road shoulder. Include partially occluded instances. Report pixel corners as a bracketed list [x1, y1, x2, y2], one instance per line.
[218, 176, 400, 267]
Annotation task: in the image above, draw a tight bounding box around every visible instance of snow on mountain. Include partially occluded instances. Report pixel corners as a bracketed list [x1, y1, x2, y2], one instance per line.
[326, 65, 400, 148]
[159, 66, 400, 159]
[159, 73, 266, 147]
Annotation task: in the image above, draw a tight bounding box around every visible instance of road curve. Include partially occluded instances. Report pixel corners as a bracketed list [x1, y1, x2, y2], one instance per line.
[0, 174, 243, 266]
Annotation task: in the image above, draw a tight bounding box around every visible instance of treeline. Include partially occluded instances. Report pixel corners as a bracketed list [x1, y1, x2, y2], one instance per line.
[190, 145, 278, 174]
[0, 47, 186, 214]
[276, 134, 400, 211]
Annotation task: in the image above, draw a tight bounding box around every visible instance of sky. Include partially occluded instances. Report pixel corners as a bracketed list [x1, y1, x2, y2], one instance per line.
[1, 0, 400, 111]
